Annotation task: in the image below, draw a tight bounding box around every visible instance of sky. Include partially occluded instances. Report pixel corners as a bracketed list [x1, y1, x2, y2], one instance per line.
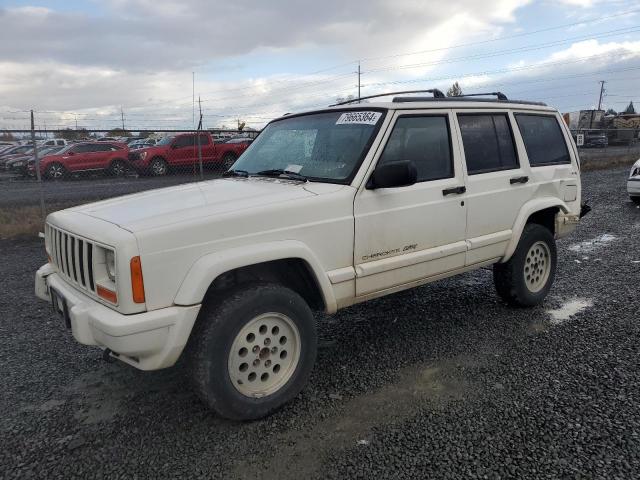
[0, 0, 639, 131]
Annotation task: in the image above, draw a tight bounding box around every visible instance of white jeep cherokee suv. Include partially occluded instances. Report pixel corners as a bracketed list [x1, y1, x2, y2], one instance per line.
[36, 90, 584, 420]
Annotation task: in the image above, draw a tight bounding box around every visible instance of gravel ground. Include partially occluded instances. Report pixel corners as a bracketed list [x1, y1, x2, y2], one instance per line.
[1, 165, 639, 479]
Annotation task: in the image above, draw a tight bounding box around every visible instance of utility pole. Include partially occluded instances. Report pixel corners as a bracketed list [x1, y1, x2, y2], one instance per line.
[192, 72, 195, 129]
[597, 80, 606, 111]
[197, 96, 204, 180]
[30, 110, 46, 225]
[74, 113, 78, 130]
[357, 61, 361, 102]
[120, 106, 125, 131]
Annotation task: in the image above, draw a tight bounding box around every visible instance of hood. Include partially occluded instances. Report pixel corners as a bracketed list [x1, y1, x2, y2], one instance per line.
[70, 177, 320, 232]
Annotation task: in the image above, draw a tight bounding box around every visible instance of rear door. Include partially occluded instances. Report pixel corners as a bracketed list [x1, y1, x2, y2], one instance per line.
[453, 110, 533, 265]
[353, 110, 468, 297]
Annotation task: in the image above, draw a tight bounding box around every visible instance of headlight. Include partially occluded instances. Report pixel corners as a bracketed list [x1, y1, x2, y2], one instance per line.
[139, 151, 147, 161]
[106, 250, 116, 282]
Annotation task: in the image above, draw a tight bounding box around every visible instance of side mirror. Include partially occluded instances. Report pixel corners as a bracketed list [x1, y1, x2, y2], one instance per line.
[367, 160, 417, 189]
[67, 151, 75, 156]
[171, 143, 180, 149]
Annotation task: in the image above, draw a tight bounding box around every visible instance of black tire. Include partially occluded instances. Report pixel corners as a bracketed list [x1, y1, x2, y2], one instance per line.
[187, 283, 317, 420]
[149, 157, 168, 176]
[109, 159, 128, 177]
[493, 223, 557, 307]
[631, 196, 640, 205]
[222, 153, 237, 170]
[45, 162, 66, 180]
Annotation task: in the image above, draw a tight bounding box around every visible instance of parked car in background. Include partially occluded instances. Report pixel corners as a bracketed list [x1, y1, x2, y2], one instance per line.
[223, 137, 254, 147]
[7, 146, 66, 176]
[128, 132, 248, 175]
[129, 139, 158, 150]
[36, 142, 130, 179]
[41, 138, 68, 147]
[628, 159, 640, 204]
[0, 144, 34, 170]
[584, 131, 609, 148]
[97, 137, 118, 142]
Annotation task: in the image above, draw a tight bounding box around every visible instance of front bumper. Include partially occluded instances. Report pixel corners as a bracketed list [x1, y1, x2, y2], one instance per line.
[36, 264, 201, 370]
[628, 177, 640, 197]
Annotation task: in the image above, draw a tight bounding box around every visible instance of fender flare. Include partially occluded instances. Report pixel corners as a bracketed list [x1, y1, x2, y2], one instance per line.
[501, 197, 569, 262]
[173, 240, 337, 313]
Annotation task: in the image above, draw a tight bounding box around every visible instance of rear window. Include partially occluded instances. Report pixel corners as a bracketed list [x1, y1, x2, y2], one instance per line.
[515, 114, 570, 166]
[458, 114, 519, 175]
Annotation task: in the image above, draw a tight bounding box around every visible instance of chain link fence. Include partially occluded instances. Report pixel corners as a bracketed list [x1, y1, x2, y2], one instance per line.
[0, 124, 638, 239]
[0, 126, 260, 238]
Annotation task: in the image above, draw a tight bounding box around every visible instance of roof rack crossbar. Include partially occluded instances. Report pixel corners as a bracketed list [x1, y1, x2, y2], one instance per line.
[455, 92, 508, 100]
[329, 89, 445, 106]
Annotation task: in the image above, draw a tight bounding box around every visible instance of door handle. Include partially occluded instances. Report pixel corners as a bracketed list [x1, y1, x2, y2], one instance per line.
[510, 175, 529, 185]
[442, 185, 466, 196]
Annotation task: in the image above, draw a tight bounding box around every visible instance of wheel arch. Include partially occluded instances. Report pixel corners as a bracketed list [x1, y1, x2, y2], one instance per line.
[174, 241, 337, 313]
[502, 198, 569, 262]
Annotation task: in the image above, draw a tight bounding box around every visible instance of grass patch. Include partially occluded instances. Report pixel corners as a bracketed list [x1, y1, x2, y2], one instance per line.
[0, 203, 77, 240]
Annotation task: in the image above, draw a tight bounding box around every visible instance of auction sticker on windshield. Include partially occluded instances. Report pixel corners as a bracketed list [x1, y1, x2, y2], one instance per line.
[336, 111, 382, 125]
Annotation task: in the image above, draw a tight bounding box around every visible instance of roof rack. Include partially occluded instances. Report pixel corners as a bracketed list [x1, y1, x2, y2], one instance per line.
[393, 94, 547, 107]
[330, 89, 445, 106]
[457, 92, 508, 100]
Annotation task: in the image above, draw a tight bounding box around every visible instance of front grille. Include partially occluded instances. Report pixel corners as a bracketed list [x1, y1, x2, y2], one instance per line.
[46, 223, 96, 294]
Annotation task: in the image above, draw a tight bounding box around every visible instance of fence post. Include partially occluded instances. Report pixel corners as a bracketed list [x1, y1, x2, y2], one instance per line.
[30, 110, 46, 227]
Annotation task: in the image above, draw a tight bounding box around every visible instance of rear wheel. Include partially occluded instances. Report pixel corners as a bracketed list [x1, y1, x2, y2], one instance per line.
[187, 283, 317, 420]
[109, 159, 127, 177]
[45, 162, 66, 180]
[493, 223, 557, 307]
[149, 157, 168, 176]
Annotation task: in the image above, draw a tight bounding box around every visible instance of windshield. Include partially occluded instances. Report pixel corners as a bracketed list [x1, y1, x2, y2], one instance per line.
[232, 110, 385, 182]
[157, 136, 175, 146]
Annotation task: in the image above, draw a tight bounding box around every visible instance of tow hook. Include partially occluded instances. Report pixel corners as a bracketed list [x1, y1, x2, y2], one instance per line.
[580, 201, 591, 218]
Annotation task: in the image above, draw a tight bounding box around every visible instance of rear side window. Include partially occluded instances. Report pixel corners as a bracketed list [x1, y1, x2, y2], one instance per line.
[515, 114, 570, 166]
[458, 114, 518, 175]
[174, 135, 195, 148]
[378, 116, 453, 182]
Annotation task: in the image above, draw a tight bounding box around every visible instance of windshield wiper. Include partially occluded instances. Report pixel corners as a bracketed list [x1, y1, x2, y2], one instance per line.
[222, 169, 249, 178]
[255, 169, 308, 182]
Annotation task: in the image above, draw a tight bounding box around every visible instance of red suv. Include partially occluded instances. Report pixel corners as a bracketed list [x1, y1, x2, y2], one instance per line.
[37, 142, 130, 179]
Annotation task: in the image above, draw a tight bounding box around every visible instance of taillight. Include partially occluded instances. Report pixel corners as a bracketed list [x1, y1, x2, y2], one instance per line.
[130, 256, 145, 303]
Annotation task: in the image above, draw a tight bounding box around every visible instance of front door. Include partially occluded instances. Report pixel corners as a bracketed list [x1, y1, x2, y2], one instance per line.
[353, 111, 468, 297]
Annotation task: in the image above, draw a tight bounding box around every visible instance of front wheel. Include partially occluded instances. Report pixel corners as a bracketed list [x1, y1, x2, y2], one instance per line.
[222, 153, 237, 170]
[109, 159, 128, 177]
[45, 162, 66, 180]
[149, 157, 168, 176]
[493, 223, 557, 307]
[187, 283, 317, 420]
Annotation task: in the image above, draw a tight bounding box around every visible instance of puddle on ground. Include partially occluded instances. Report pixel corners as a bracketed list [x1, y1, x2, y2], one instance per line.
[546, 298, 593, 326]
[568, 234, 617, 253]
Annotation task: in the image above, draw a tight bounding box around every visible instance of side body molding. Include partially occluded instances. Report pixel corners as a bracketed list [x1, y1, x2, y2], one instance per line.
[501, 197, 569, 262]
[173, 240, 338, 313]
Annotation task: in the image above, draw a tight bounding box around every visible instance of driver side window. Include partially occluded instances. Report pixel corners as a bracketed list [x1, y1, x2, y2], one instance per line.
[378, 116, 453, 182]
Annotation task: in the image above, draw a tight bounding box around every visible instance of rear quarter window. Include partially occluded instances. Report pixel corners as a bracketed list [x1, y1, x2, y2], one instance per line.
[515, 114, 571, 166]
